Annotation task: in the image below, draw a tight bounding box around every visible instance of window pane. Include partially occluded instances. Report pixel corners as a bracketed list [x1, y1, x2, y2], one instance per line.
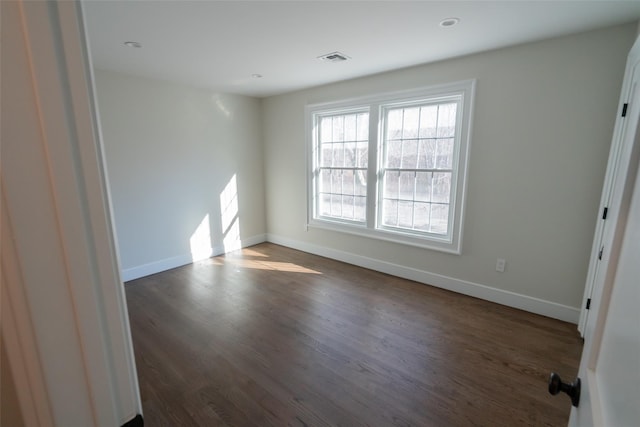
[419, 105, 438, 138]
[432, 172, 451, 203]
[320, 117, 332, 143]
[320, 194, 331, 216]
[321, 144, 333, 167]
[383, 199, 398, 226]
[319, 168, 366, 222]
[414, 202, 431, 231]
[402, 107, 420, 139]
[437, 103, 457, 138]
[399, 171, 414, 200]
[357, 142, 368, 168]
[436, 138, 454, 169]
[357, 113, 369, 141]
[415, 172, 432, 202]
[344, 114, 356, 141]
[355, 170, 367, 196]
[342, 169, 355, 195]
[386, 140, 402, 168]
[379, 99, 460, 237]
[386, 109, 403, 140]
[398, 201, 413, 228]
[401, 139, 418, 169]
[354, 196, 366, 221]
[384, 171, 399, 199]
[332, 115, 344, 141]
[430, 204, 449, 234]
[333, 144, 344, 167]
[417, 139, 436, 169]
[320, 169, 331, 193]
[331, 194, 342, 217]
[342, 195, 354, 219]
[331, 170, 341, 194]
[343, 142, 356, 168]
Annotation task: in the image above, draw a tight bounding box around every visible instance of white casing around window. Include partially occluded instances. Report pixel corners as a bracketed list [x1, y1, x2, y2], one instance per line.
[306, 79, 476, 254]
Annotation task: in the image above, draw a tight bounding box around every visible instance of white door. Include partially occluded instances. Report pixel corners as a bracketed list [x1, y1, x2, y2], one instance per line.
[579, 36, 640, 337]
[566, 40, 640, 427]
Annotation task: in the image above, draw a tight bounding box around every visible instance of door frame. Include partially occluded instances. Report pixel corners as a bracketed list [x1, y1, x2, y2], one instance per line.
[1, 1, 141, 425]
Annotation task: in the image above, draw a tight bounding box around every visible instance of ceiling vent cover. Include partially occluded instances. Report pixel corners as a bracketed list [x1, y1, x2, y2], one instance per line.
[318, 51, 350, 62]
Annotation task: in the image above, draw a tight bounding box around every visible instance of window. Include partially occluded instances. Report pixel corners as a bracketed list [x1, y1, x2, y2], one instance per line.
[307, 80, 475, 253]
[316, 110, 369, 223]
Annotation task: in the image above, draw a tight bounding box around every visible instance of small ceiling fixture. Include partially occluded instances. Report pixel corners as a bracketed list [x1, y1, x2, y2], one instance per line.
[251, 74, 263, 79]
[124, 41, 142, 48]
[439, 18, 460, 28]
[317, 51, 350, 62]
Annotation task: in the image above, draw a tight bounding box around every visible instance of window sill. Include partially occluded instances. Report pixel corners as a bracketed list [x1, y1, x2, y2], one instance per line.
[307, 219, 462, 255]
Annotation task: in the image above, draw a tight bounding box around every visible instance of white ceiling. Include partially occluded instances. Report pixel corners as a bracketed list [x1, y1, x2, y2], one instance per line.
[83, 1, 640, 98]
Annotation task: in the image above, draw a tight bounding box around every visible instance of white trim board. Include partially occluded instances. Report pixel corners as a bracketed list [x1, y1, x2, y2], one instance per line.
[121, 234, 267, 281]
[266, 234, 580, 324]
[3, 1, 142, 424]
[1, 193, 55, 427]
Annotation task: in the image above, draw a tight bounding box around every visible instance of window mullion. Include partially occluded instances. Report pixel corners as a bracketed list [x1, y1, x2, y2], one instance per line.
[434, 106, 440, 168]
[367, 105, 380, 230]
[411, 108, 421, 230]
[429, 172, 434, 232]
[353, 167, 356, 220]
[412, 171, 417, 229]
[313, 121, 321, 220]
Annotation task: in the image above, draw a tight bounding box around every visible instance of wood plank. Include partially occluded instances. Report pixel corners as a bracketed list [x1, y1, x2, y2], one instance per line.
[126, 243, 582, 426]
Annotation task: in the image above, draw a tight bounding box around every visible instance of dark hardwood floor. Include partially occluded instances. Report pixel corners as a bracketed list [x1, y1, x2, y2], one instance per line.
[125, 243, 582, 426]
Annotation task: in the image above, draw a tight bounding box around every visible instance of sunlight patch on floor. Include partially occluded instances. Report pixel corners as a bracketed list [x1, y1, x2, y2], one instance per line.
[239, 248, 269, 258]
[211, 257, 321, 274]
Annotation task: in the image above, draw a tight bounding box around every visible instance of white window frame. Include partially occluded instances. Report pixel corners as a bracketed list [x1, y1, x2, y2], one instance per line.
[311, 106, 371, 226]
[306, 80, 475, 254]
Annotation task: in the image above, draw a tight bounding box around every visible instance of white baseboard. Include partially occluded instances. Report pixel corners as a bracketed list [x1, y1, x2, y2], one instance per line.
[266, 234, 580, 324]
[121, 253, 192, 282]
[121, 234, 266, 282]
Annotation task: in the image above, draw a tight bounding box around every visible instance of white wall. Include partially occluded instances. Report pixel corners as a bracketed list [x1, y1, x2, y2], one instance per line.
[94, 70, 266, 280]
[262, 24, 637, 321]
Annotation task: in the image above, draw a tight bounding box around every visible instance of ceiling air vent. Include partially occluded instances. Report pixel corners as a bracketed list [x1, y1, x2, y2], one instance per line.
[318, 51, 350, 62]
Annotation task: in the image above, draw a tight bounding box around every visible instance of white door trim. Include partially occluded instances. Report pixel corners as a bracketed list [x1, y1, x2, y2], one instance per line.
[1, 193, 55, 427]
[1, 1, 141, 425]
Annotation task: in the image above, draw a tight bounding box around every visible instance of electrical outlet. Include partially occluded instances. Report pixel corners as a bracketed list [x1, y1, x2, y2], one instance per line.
[496, 258, 506, 273]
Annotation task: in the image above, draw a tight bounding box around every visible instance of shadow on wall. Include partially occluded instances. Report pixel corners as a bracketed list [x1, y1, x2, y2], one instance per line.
[190, 174, 241, 262]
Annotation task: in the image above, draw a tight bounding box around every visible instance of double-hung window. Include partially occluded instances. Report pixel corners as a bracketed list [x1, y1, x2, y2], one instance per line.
[316, 110, 369, 223]
[308, 80, 475, 253]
